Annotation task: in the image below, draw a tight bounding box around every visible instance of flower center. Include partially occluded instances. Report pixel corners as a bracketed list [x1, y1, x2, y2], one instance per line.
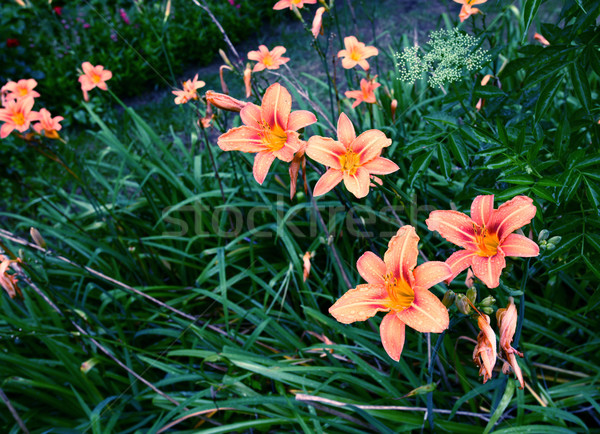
[292, 0, 301, 4]
[261, 123, 287, 152]
[475, 227, 499, 257]
[19, 88, 28, 96]
[262, 54, 274, 67]
[92, 73, 101, 84]
[339, 150, 360, 175]
[12, 113, 25, 126]
[385, 273, 415, 312]
[350, 49, 362, 61]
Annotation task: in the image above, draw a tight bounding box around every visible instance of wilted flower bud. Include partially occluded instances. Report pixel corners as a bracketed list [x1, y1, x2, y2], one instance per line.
[442, 289, 456, 308]
[455, 293, 471, 315]
[473, 313, 497, 384]
[30, 227, 46, 248]
[80, 357, 99, 374]
[466, 287, 477, 303]
[480, 295, 495, 307]
[497, 297, 524, 389]
[244, 64, 252, 98]
[465, 268, 476, 289]
[538, 229, 549, 241]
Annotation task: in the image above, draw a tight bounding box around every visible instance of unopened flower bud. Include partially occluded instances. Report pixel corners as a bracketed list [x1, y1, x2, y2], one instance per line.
[481, 306, 494, 315]
[538, 229, 549, 241]
[466, 287, 477, 303]
[205, 90, 248, 113]
[219, 49, 234, 70]
[455, 294, 471, 315]
[480, 295, 495, 307]
[391, 99, 398, 122]
[547, 236, 562, 247]
[442, 290, 456, 308]
[30, 227, 46, 249]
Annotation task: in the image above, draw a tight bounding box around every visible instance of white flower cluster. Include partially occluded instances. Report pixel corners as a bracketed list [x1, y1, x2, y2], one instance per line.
[395, 28, 490, 88]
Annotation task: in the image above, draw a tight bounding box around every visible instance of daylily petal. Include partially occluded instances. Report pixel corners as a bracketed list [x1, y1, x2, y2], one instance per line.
[380, 312, 406, 362]
[253, 151, 277, 185]
[341, 58, 357, 69]
[217, 126, 265, 153]
[261, 83, 291, 129]
[384, 226, 419, 284]
[471, 195, 494, 228]
[426, 210, 478, 249]
[356, 251, 386, 285]
[240, 103, 263, 129]
[413, 261, 452, 291]
[343, 166, 370, 198]
[0, 123, 14, 139]
[287, 110, 317, 131]
[361, 157, 399, 175]
[328, 284, 389, 324]
[444, 250, 478, 284]
[306, 136, 345, 169]
[488, 196, 537, 241]
[358, 59, 370, 70]
[313, 168, 343, 197]
[336, 112, 356, 148]
[471, 253, 506, 289]
[351, 129, 391, 163]
[500, 233, 539, 257]
[82, 61, 94, 74]
[396, 287, 449, 333]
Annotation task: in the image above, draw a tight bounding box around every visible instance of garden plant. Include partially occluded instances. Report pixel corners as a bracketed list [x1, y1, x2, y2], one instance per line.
[1, 0, 599, 432]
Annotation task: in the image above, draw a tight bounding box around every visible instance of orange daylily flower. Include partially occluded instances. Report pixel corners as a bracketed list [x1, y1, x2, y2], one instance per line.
[78, 62, 112, 102]
[426, 195, 539, 288]
[172, 74, 205, 105]
[273, 0, 317, 10]
[217, 83, 317, 185]
[459, 4, 481, 22]
[338, 36, 379, 71]
[32, 108, 63, 139]
[311, 7, 326, 38]
[533, 33, 550, 46]
[306, 113, 398, 198]
[0, 96, 39, 139]
[248, 45, 290, 72]
[475, 74, 494, 111]
[205, 90, 248, 113]
[473, 313, 497, 383]
[1, 79, 40, 103]
[345, 77, 380, 108]
[329, 226, 452, 361]
[0, 256, 22, 299]
[497, 297, 524, 388]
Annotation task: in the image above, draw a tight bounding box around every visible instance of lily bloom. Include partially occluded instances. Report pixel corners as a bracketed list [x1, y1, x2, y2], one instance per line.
[459, 4, 481, 22]
[337, 36, 379, 71]
[306, 113, 398, 198]
[0, 97, 39, 139]
[32, 108, 64, 139]
[78, 62, 112, 101]
[426, 195, 539, 288]
[1, 79, 40, 102]
[533, 33, 550, 46]
[217, 83, 317, 185]
[497, 297, 524, 388]
[172, 74, 205, 105]
[248, 45, 290, 72]
[311, 7, 326, 38]
[473, 313, 497, 383]
[329, 226, 452, 361]
[273, 0, 317, 10]
[205, 90, 248, 112]
[345, 77, 380, 108]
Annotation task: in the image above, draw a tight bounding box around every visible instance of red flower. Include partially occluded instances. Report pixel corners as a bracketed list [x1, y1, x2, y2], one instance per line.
[6, 38, 20, 48]
[53, 6, 63, 15]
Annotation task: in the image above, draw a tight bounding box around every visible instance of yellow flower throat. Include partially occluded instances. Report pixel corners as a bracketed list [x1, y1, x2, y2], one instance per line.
[475, 226, 499, 257]
[385, 273, 414, 312]
[339, 150, 360, 175]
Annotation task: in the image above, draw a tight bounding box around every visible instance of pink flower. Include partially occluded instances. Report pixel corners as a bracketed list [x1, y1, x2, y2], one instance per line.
[311, 7, 326, 38]
[248, 45, 290, 72]
[217, 83, 317, 185]
[345, 77, 380, 108]
[329, 226, 452, 361]
[2, 79, 41, 103]
[78, 62, 112, 101]
[337, 36, 378, 71]
[273, 0, 317, 10]
[32, 108, 64, 139]
[119, 8, 131, 25]
[305, 113, 398, 198]
[0, 97, 39, 139]
[172, 74, 205, 105]
[426, 195, 539, 288]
